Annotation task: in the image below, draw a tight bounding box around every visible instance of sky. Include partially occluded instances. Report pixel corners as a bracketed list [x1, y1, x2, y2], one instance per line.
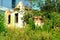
[22, 0, 30, 6]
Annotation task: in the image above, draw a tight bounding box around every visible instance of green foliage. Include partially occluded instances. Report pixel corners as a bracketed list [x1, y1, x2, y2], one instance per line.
[49, 27, 60, 40]
[28, 18, 35, 30]
[43, 19, 52, 32]
[0, 14, 5, 32]
[24, 12, 33, 24]
[49, 12, 60, 27]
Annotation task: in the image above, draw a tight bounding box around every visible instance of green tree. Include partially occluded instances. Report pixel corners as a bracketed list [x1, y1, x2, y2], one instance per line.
[56, 0, 60, 12]
[41, 0, 56, 12]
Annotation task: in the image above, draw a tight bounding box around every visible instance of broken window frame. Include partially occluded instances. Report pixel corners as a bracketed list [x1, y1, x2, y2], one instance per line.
[15, 13, 18, 23]
[8, 15, 11, 24]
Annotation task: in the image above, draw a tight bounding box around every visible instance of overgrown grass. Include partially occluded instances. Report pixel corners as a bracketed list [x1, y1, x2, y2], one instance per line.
[0, 25, 60, 40]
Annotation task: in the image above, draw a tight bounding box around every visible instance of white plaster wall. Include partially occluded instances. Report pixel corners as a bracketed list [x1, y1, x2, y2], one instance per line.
[18, 12, 24, 28]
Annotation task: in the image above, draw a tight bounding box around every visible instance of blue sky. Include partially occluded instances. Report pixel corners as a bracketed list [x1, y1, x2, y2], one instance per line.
[22, 0, 31, 6]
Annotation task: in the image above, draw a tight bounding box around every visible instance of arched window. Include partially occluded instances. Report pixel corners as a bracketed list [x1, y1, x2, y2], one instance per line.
[8, 15, 11, 24]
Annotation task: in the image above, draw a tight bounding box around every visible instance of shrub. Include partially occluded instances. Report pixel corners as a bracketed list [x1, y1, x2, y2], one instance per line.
[28, 18, 35, 30]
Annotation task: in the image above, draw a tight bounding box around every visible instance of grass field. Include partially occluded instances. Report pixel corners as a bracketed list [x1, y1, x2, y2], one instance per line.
[0, 25, 60, 40]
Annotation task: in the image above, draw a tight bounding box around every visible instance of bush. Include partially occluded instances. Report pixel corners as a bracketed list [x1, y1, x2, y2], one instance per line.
[49, 12, 60, 27]
[28, 18, 35, 30]
[43, 19, 52, 32]
[0, 14, 5, 32]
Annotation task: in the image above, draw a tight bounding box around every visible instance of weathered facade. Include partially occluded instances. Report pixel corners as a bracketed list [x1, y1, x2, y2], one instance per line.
[5, 1, 25, 28]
